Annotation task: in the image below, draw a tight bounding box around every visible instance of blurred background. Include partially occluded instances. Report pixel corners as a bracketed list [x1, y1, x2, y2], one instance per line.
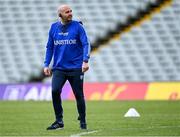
[0, 0, 180, 100]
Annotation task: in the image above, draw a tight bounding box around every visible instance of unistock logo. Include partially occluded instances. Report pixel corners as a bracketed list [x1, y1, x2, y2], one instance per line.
[54, 39, 77, 46]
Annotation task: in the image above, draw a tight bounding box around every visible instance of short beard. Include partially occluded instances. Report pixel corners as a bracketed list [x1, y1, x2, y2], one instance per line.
[61, 17, 72, 24]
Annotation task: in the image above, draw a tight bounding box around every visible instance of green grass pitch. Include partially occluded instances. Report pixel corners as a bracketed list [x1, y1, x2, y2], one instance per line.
[0, 101, 180, 136]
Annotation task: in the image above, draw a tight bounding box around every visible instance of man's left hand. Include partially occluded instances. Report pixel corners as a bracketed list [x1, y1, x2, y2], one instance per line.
[82, 62, 89, 72]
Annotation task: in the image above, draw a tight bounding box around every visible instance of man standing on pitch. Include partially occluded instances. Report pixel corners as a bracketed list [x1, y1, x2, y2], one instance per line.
[43, 4, 90, 130]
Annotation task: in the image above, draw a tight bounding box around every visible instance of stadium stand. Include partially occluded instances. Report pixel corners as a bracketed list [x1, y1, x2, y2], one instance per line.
[86, 0, 180, 82]
[0, 0, 179, 83]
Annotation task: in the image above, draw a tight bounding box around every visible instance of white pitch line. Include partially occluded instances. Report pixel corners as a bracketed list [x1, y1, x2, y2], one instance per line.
[70, 130, 99, 137]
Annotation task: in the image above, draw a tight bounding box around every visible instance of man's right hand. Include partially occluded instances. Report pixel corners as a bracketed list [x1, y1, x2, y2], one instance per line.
[44, 67, 52, 76]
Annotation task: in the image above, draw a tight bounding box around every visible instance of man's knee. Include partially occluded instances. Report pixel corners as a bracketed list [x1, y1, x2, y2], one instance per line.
[52, 87, 61, 93]
[75, 92, 84, 100]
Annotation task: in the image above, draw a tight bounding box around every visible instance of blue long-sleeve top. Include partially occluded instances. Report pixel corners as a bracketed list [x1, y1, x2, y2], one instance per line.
[44, 20, 90, 70]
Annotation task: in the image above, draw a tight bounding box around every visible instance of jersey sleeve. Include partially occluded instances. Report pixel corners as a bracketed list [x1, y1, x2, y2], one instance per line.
[44, 24, 54, 67]
[78, 23, 91, 62]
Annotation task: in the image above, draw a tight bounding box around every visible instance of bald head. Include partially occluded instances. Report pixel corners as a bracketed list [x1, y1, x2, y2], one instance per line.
[57, 5, 73, 24]
[58, 4, 70, 14]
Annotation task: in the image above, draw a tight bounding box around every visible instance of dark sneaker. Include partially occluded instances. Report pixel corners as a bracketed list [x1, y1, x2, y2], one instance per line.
[47, 120, 64, 130]
[80, 122, 87, 130]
